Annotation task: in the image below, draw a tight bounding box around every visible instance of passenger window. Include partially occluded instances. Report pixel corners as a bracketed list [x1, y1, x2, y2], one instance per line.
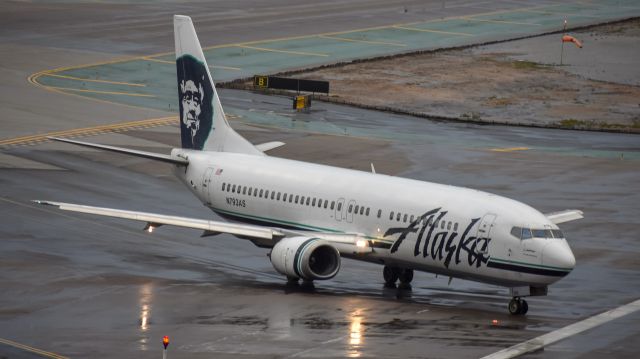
[522, 228, 532, 239]
[331, 201, 335, 210]
[222, 183, 226, 191]
[265, 190, 269, 198]
[377, 209, 381, 218]
[441, 221, 445, 229]
[337, 202, 342, 211]
[390, 211, 394, 220]
[306, 197, 310, 206]
[366, 207, 370, 216]
[403, 214, 408, 223]
[410, 215, 414, 223]
[396, 213, 401, 221]
[434, 220, 439, 228]
[282, 193, 287, 201]
[360, 207, 364, 215]
[354, 205, 359, 214]
[259, 189, 264, 198]
[232, 184, 236, 193]
[324, 200, 328, 209]
[277, 192, 281, 200]
[242, 186, 247, 195]
[289, 195, 293, 203]
[312, 198, 316, 206]
[296, 195, 300, 204]
[247, 187, 251, 196]
[447, 222, 451, 230]
[348, 204, 353, 213]
[454, 223, 458, 231]
[271, 191, 275, 200]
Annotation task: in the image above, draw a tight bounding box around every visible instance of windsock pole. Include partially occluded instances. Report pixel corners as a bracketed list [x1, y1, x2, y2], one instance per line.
[560, 19, 567, 65]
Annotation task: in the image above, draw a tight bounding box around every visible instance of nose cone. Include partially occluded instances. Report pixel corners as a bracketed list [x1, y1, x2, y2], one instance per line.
[542, 240, 576, 272]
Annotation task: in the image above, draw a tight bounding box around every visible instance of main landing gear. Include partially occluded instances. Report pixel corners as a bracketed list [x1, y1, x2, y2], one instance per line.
[508, 297, 529, 315]
[383, 266, 413, 288]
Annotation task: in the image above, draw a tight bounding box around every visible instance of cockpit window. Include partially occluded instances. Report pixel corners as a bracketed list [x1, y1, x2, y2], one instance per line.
[511, 227, 545, 239]
[532, 229, 546, 238]
[510, 226, 522, 239]
[551, 229, 564, 238]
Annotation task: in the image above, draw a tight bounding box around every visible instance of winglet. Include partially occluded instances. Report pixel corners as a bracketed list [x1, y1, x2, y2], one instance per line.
[545, 210, 584, 224]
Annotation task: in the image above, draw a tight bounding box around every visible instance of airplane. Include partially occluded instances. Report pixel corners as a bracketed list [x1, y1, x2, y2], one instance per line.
[35, 15, 583, 316]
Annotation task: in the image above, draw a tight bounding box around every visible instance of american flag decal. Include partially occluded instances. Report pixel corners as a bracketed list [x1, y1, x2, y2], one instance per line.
[215, 168, 223, 175]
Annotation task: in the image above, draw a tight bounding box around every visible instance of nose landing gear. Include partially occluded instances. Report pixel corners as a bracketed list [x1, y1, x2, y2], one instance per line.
[383, 266, 414, 288]
[508, 297, 529, 315]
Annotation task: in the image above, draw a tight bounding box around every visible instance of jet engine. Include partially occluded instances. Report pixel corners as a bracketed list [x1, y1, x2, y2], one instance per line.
[270, 236, 341, 281]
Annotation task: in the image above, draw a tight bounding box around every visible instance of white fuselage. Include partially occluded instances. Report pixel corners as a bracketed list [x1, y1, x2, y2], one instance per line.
[173, 149, 575, 289]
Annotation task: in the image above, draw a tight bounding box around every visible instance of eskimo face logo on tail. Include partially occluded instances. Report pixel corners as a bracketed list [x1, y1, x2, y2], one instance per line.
[177, 55, 214, 150]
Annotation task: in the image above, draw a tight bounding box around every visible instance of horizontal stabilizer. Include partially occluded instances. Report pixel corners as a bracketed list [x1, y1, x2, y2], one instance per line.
[33, 200, 284, 240]
[49, 137, 188, 165]
[545, 209, 584, 224]
[255, 141, 285, 152]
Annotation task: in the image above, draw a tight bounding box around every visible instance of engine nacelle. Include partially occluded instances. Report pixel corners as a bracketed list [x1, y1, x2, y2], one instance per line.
[270, 236, 341, 281]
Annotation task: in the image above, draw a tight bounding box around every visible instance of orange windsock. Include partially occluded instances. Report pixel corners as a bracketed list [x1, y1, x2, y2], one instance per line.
[562, 35, 583, 48]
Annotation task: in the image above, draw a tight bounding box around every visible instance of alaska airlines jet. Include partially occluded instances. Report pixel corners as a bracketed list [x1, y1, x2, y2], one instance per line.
[36, 15, 583, 315]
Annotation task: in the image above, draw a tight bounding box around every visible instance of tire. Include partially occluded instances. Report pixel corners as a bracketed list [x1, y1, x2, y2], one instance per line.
[508, 298, 522, 315]
[399, 269, 414, 284]
[383, 266, 400, 285]
[521, 300, 529, 315]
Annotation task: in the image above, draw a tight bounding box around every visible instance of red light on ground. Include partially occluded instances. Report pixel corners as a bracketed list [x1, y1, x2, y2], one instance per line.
[163, 335, 170, 349]
[492, 319, 499, 325]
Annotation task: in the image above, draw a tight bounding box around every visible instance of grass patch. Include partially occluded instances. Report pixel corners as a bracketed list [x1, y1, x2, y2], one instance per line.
[512, 60, 543, 70]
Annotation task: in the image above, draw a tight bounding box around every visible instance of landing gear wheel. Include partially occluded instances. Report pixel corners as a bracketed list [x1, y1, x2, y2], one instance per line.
[508, 298, 528, 315]
[383, 266, 400, 286]
[399, 269, 414, 284]
[286, 276, 299, 286]
[520, 299, 529, 315]
[508, 298, 521, 315]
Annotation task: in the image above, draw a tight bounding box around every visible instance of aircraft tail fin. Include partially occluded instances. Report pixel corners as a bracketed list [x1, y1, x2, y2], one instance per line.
[174, 15, 261, 155]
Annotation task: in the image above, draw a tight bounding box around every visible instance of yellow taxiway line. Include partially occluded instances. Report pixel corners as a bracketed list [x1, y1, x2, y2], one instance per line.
[463, 17, 542, 26]
[392, 25, 474, 36]
[45, 86, 155, 97]
[142, 56, 241, 70]
[40, 73, 146, 87]
[318, 35, 407, 47]
[236, 45, 329, 57]
[0, 116, 177, 147]
[490, 147, 530, 152]
[0, 337, 69, 359]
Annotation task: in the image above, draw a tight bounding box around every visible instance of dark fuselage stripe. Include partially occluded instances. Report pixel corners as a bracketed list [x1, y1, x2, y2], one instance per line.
[487, 260, 570, 277]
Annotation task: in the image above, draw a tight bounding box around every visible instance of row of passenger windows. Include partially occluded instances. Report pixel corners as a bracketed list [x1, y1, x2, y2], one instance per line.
[510, 227, 564, 240]
[221, 182, 460, 230]
[222, 182, 335, 209]
[388, 211, 459, 231]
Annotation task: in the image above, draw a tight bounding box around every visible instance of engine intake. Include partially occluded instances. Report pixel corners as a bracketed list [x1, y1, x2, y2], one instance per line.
[270, 237, 341, 281]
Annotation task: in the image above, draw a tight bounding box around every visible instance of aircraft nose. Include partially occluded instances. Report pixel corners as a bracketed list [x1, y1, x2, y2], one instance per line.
[542, 240, 576, 271]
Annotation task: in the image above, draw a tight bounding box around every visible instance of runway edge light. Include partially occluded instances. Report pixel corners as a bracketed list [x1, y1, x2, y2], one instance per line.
[163, 335, 169, 349]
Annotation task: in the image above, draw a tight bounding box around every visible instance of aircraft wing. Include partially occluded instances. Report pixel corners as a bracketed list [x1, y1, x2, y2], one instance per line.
[33, 201, 373, 254]
[545, 209, 584, 224]
[255, 141, 285, 152]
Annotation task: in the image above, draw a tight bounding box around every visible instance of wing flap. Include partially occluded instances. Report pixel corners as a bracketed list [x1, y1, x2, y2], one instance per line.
[545, 209, 584, 224]
[34, 201, 283, 240]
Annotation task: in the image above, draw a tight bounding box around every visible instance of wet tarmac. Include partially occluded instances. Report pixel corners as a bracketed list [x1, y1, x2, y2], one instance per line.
[1, 88, 640, 357]
[1, 1, 640, 358]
